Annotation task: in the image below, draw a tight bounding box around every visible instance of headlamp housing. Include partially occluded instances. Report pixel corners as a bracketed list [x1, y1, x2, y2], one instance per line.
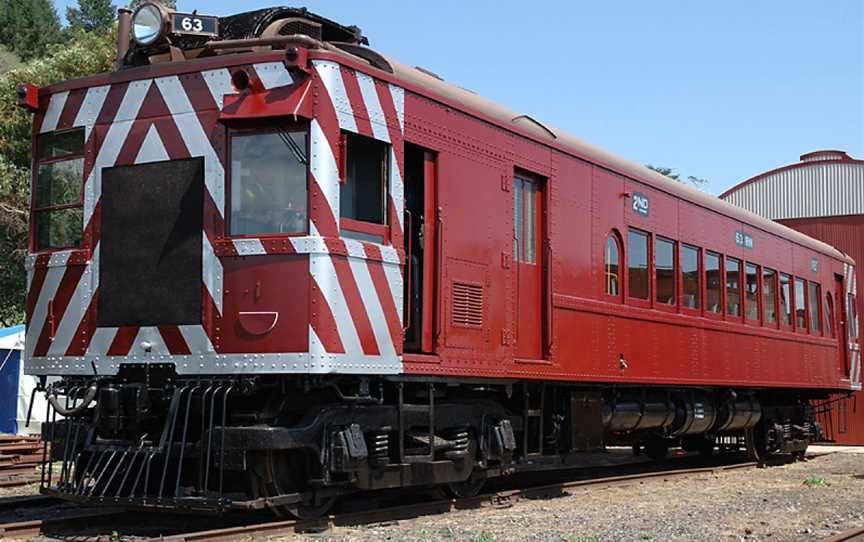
[131, 3, 168, 46]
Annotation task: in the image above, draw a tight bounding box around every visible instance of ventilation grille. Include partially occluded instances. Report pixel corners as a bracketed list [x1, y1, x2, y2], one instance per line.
[277, 18, 323, 40]
[452, 282, 484, 328]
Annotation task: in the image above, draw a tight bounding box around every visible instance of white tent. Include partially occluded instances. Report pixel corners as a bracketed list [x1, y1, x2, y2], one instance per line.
[0, 325, 46, 435]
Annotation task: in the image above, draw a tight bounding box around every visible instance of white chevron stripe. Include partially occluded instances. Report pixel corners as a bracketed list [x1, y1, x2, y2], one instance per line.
[201, 68, 233, 109]
[389, 83, 405, 132]
[25, 252, 71, 361]
[87, 326, 118, 356]
[131, 326, 170, 356]
[232, 238, 267, 256]
[313, 60, 357, 133]
[349, 256, 395, 360]
[47, 244, 99, 356]
[179, 325, 215, 353]
[310, 252, 362, 356]
[381, 259, 404, 323]
[310, 118, 340, 220]
[390, 148, 404, 229]
[83, 79, 152, 227]
[74, 85, 110, 141]
[40, 91, 69, 133]
[254, 62, 293, 90]
[154, 76, 225, 217]
[202, 236, 223, 315]
[356, 72, 389, 142]
[135, 125, 169, 164]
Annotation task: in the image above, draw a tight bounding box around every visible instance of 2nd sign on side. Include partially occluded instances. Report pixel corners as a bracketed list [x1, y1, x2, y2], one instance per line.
[735, 231, 754, 249]
[632, 192, 650, 217]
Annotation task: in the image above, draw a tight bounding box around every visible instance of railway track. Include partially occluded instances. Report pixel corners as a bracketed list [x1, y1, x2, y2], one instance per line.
[0, 454, 793, 541]
[824, 526, 864, 542]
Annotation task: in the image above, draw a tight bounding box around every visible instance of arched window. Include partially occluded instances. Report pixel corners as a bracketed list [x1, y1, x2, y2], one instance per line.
[605, 232, 621, 296]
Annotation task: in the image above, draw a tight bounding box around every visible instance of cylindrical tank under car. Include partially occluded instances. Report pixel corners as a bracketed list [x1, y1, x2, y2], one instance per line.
[669, 392, 718, 436]
[601, 394, 676, 433]
[714, 394, 762, 432]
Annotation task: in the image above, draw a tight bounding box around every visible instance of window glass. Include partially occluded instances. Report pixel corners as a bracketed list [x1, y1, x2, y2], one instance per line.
[705, 251, 722, 313]
[341, 132, 388, 225]
[726, 257, 741, 317]
[849, 294, 859, 339]
[655, 237, 675, 305]
[794, 277, 807, 329]
[681, 245, 700, 309]
[628, 229, 649, 300]
[762, 269, 777, 324]
[809, 282, 822, 334]
[513, 176, 538, 263]
[230, 130, 308, 235]
[745, 263, 759, 321]
[605, 233, 620, 296]
[33, 128, 85, 250]
[825, 293, 835, 338]
[779, 273, 792, 326]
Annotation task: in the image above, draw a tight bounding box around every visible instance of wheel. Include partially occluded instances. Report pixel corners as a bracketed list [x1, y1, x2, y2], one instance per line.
[444, 475, 486, 499]
[644, 438, 669, 461]
[745, 427, 767, 462]
[248, 450, 336, 519]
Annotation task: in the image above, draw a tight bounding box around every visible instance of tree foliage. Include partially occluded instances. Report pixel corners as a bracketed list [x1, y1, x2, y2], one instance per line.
[67, 0, 116, 34]
[0, 0, 63, 61]
[129, 0, 177, 10]
[0, 30, 115, 325]
[646, 164, 708, 190]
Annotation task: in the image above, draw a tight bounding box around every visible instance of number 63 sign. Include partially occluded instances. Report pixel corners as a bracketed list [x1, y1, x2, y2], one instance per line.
[171, 12, 218, 37]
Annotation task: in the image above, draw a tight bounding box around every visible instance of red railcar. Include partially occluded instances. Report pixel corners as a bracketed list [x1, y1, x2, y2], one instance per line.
[21, 5, 860, 516]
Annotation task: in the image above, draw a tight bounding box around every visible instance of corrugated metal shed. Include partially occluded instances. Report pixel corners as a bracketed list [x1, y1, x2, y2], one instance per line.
[721, 150, 864, 445]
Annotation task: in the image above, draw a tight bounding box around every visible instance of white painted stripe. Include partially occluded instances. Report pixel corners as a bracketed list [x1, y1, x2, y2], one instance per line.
[356, 72, 389, 142]
[155, 76, 226, 217]
[232, 238, 267, 256]
[25, 252, 71, 361]
[310, 119, 340, 218]
[83, 79, 152, 227]
[349, 256, 395, 359]
[202, 236, 223, 315]
[47, 244, 99, 356]
[254, 61, 293, 90]
[201, 68, 233, 109]
[388, 83, 405, 132]
[86, 327, 118, 356]
[344, 239, 367, 259]
[74, 85, 110, 141]
[134, 125, 169, 164]
[381, 259, 404, 323]
[178, 325, 215, 353]
[310, 252, 362, 356]
[313, 61, 357, 133]
[40, 91, 69, 133]
[390, 147, 404, 229]
[132, 326, 170, 356]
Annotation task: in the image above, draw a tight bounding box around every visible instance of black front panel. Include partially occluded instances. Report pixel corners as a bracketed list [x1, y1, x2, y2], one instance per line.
[98, 158, 204, 327]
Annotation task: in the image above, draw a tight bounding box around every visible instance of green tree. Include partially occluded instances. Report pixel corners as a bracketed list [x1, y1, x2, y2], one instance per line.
[646, 164, 708, 190]
[67, 0, 116, 34]
[128, 0, 177, 10]
[0, 30, 115, 325]
[0, 0, 63, 61]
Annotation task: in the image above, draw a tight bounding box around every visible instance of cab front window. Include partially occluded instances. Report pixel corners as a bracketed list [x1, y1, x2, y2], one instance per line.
[33, 128, 85, 250]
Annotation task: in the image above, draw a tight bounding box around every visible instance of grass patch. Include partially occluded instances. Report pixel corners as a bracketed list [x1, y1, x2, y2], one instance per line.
[803, 475, 830, 488]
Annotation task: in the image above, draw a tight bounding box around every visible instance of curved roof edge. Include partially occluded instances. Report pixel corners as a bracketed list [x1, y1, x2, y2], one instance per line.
[720, 151, 864, 200]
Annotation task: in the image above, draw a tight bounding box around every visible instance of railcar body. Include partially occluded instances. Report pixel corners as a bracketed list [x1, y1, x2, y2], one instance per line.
[21, 5, 860, 515]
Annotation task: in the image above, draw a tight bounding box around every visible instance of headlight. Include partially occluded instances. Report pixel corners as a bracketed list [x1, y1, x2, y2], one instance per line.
[132, 3, 166, 46]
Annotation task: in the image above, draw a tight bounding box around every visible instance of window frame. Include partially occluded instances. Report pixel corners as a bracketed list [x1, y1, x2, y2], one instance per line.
[626, 228, 652, 308]
[778, 272, 794, 331]
[226, 124, 311, 239]
[825, 292, 835, 339]
[653, 235, 677, 311]
[339, 131, 391, 243]
[704, 250, 724, 321]
[31, 127, 87, 252]
[680, 244, 702, 316]
[744, 262, 761, 324]
[808, 281, 823, 337]
[761, 267, 779, 329]
[793, 276, 809, 333]
[725, 256, 743, 322]
[603, 229, 623, 300]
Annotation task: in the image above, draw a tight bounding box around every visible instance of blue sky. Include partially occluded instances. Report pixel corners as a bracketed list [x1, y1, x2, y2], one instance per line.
[53, 1, 863, 195]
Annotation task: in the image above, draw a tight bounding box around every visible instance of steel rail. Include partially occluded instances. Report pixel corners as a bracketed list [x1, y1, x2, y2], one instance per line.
[0, 509, 126, 540]
[823, 526, 864, 542]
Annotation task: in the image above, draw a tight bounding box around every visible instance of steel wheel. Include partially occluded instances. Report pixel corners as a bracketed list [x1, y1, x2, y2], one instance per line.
[248, 450, 336, 519]
[745, 427, 767, 462]
[444, 475, 486, 499]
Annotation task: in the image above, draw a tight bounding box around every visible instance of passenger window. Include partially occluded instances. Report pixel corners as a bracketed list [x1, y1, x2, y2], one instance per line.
[779, 273, 792, 326]
[627, 229, 650, 300]
[681, 245, 700, 310]
[762, 268, 777, 324]
[341, 132, 389, 225]
[705, 251, 722, 313]
[34, 128, 86, 250]
[726, 257, 741, 317]
[513, 176, 539, 263]
[745, 263, 759, 321]
[825, 293, 835, 338]
[230, 129, 308, 235]
[809, 282, 822, 334]
[794, 277, 807, 330]
[605, 232, 621, 296]
[655, 237, 675, 305]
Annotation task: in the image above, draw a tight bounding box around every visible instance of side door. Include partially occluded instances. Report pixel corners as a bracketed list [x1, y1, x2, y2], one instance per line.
[835, 274, 850, 376]
[513, 174, 545, 359]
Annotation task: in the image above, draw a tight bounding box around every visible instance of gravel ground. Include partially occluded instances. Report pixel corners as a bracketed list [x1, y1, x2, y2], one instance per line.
[273, 450, 864, 542]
